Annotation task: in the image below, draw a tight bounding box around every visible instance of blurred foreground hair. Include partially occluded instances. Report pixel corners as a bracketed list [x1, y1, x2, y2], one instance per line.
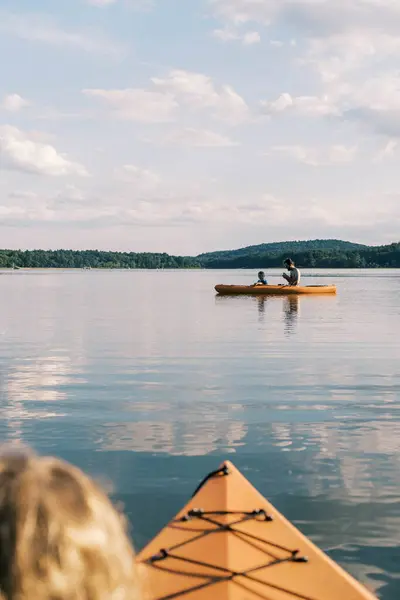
[0, 446, 141, 600]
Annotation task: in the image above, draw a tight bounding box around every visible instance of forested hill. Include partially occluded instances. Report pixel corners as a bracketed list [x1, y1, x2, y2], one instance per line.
[199, 241, 400, 268]
[0, 240, 399, 268]
[198, 239, 366, 264]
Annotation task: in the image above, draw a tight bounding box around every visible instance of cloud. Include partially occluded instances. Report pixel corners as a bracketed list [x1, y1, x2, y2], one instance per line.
[261, 74, 400, 137]
[270, 39, 284, 47]
[262, 92, 294, 113]
[0, 126, 88, 177]
[331, 73, 400, 138]
[261, 92, 339, 117]
[87, 0, 154, 6]
[242, 31, 261, 45]
[270, 144, 357, 166]
[346, 73, 400, 113]
[1, 179, 400, 252]
[1, 94, 30, 112]
[87, 0, 117, 5]
[212, 27, 260, 45]
[151, 69, 249, 123]
[172, 191, 400, 233]
[8, 190, 38, 201]
[82, 88, 178, 122]
[209, 0, 400, 33]
[51, 185, 89, 205]
[150, 127, 239, 147]
[211, 0, 400, 138]
[341, 73, 400, 129]
[303, 31, 400, 84]
[373, 140, 398, 163]
[114, 164, 161, 187]
[0, 11, 122, 55]
[84, 70, 249, 124]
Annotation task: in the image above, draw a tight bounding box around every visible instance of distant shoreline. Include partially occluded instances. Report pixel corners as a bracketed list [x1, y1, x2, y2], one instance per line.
[0, 265, 400, 273]
[1, 239, 399, 269]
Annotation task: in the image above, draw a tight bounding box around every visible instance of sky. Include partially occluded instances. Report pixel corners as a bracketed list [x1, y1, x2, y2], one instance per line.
[1, 0, 400, 254]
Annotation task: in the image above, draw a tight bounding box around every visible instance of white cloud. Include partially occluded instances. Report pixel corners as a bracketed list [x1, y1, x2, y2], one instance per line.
[84, 70, 249, 124]
[270, 39, 284, 47]
[1, 94, 30, 112]
[173, 191, 400, 231]
[271, 144, 358, 166]
[232, 195, 292, 224]
[87, 0, 117, 5]
[209, 0, 272, 25]
[261, 75, 400, 137]
[36, 107, 93, 122]
[343, 73, 400, 113]
[211, 0, 400, 138]
[213, 27, 239, 42]
[0, 11, 121, 55]
[114, 164, 161, 187]
[8, 190, 38, 201]
[373, 140, 398, 163]
[0, 206, 30, 219]
[261, 92, 339, 117]
[154, 127, 239, 147]
[151, 69, 249, 123]
[82, 88, 178, 122]
[52, 185, 89, 205]
[210, 0, 400, 32]
[212, 27, 260, 45]
[87, 0, 154, 6]
[261, 92, 293, 113]
[0, 126, 88, 177]
[243, 31, 260, 45]
[303, 31, 400, 84]
[1, 180, 400, 252]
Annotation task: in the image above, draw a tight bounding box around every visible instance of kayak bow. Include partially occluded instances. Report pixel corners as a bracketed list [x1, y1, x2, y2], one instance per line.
[137, 461, 376, 599]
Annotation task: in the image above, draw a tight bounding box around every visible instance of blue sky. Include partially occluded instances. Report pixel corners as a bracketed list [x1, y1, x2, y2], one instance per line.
[0, 0, 399, 254]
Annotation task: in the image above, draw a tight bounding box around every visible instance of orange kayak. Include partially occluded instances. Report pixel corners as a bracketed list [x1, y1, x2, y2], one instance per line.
[215, 284, 337, 295]
[137, 461, 376, 600]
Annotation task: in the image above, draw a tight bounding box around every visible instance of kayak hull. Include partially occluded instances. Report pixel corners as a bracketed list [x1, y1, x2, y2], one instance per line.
[137, 461, 376, 600]
[215, 284, 337, 295]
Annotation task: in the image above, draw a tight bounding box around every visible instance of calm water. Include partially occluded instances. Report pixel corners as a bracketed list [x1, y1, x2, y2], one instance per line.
[0, 268, 399, 597]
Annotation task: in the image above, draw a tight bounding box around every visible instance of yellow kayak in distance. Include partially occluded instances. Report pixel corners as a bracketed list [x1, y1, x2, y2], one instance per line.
[137, 461, 377, 600]
[215, 284, 337, 295]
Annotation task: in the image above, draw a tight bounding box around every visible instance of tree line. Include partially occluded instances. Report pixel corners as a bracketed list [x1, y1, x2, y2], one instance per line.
[0, 242, 399, 269]
[201, 243, 400, 269]
[0, 249, 201, 269]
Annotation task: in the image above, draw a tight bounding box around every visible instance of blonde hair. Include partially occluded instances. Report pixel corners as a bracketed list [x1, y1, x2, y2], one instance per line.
[0, 447, 141, 600]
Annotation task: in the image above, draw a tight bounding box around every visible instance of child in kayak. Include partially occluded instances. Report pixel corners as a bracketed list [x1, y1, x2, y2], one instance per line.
[253, 271, 268, 286]
[282, 258, 301, 286]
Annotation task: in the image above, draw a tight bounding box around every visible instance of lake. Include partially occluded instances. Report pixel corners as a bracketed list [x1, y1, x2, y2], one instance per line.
[0, 268, 399, 598]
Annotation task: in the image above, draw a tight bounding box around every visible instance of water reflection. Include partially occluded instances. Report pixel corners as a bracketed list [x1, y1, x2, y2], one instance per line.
[256, 296, 267, 321]
[6, 356, 72, 403]
[283, 296, 300, 334]
[215, 293, 301, 331]
[99, 419, 247, 455]
[97, 398, 248, 455]
[215, 293, 302, 335]
[0, 355, 81, 441]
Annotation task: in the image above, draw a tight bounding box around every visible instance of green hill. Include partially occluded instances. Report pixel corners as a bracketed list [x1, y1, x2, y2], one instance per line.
[197, 240, 400, 269]
[198, 239, 366, 264]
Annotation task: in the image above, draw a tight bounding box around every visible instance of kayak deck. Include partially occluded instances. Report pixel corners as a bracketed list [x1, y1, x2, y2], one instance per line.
[137, 461, 376, 600]
[215, 284, 337, 295]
